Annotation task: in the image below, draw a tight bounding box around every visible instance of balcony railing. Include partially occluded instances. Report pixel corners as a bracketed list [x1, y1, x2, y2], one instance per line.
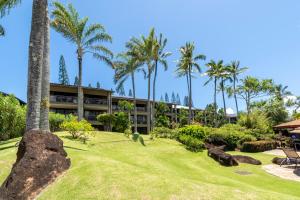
[84, 98, 107, 105]
[50, 95, 77, 103]
[136, 107, 147, 112]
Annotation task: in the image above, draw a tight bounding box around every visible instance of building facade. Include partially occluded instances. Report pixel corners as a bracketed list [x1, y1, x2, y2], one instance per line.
[49, 83, 199, 133]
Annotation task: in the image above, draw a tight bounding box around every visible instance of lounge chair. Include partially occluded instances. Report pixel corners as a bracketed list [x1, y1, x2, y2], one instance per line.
[280, 148, 300, 168]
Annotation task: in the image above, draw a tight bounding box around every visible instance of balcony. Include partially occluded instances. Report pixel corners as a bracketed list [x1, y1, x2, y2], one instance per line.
[84, 98, 107, 105]
[136, 107, 147, 112]
[50, 95, 77, 104]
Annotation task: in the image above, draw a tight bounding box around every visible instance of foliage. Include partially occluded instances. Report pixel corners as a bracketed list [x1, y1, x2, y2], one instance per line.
[58, 55, 69, 85]
[60, 119, 94, 143]
[165, 93, 169, 102]
[49, 112, 76, 132]
[178, 125, 208, 140]
[195, 104, 226, 127]
[178, 134, 205, 152]
[241, 140, 277, 152]
[74, 76, 79, 86]
[155, 102, 170, 127]
[113, 112, 130, 133]
[238, 111, 273, 136]
[118, 100, 134, 112]
[178, 109, 188, 127]
[0, 94, 26, 140]
[150, 127, 178, 139]
[96, 113, 115, 131]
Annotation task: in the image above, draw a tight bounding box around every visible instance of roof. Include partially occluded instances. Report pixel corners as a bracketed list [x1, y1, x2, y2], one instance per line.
[274, 120, 300, 129]
[112, 96, 176, 105]
[50, 83, 113, 93]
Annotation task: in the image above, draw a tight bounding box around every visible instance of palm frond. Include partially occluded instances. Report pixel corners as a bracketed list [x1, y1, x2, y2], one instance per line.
[0, 0, 21, 17]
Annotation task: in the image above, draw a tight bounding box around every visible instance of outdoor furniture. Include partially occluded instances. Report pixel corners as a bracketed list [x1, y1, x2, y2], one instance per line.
[280, 148, 300, 168]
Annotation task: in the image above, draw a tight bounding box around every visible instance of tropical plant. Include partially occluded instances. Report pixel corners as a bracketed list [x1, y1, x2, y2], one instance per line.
[0, 0, 22, 37]
[273, 84, 292, 101]
[205, 60, 224, 125]
[218, 64, 232, 117]
[155, 102, 170, 127]
[176, 42, 206, 124]
[51, 2, 113, 121]
[97, 113, 115, 131]
[227, 61, 248, 115]
[60, 119, 94, 142]
[118, 100, 134, 125]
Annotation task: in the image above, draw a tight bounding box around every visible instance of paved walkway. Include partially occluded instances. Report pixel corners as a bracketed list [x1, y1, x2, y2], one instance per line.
[262, 164, 300, 182]
[263, 149, 300, 157]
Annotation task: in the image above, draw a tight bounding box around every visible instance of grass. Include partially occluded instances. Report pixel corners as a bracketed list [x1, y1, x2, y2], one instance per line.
[0, 132, 300, 200]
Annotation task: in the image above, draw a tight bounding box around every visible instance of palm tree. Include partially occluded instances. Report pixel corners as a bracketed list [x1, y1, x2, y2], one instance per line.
[274, 84, 291, 101]
[218, 65, 232, 118]
[205, 60, 223, 126]
[0, 25, 4, 36]
[227, 61, 248, 115]
[0, 0, 22, 37]
[114, 50, 143, 133]
[127, 28, 156, 133]
[152, 33, 171, 130]
[176, 42, 206, 124]
[51, 2, 113, 121]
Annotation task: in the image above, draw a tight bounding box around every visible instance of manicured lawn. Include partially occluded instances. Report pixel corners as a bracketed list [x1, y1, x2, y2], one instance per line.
[0, 132, 299, 200]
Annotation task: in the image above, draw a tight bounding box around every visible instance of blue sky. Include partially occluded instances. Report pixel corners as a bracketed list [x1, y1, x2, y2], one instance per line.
[1, 0, 300, 112]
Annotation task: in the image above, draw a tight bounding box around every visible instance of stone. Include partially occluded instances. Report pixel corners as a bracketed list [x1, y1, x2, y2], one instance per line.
[208, 147, 239, 166]
[232, 155, 262, 165]
[0, 130, 70, 200]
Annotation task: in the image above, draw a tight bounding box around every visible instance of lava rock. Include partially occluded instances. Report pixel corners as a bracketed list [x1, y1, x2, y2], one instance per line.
[208, 147, 239, 166]
[233, 155, 262, 165]
[0, 130, 70, 200]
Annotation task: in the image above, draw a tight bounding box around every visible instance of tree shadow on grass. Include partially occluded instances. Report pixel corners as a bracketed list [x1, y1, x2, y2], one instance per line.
[63, 146, 88, 152]
[0, 145, 16, 151]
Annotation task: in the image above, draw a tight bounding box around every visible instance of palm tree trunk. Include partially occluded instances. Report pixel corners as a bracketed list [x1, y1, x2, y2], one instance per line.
[26, 0, 47, 131]
[233, 77, 239, 116]
[40, 4, 50, 132]
[221, 78, 227, 118]
[152, 60, 158, 130]
[214, 77, 217, 127]
[77, 54, 84, 121]
[147, 65, 151, 134]
[188, 66, 192, 124]
[131, 72, 138, 133]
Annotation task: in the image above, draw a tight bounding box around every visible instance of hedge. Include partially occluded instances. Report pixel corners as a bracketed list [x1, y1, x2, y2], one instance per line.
[241, 140, 277, 152]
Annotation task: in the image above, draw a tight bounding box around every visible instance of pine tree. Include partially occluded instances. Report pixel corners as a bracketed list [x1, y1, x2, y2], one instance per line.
[165, 93, 169, 103]
[88, 83, 92, 88]
[58, 55, 69, 85]
[160, 95, 164, 102]
[74, 76, 79, 86]
[184, 96, 189, 106]
[128, 89, 133, 97]
[96, 82, 100, 88]
[176, 93, 181, 105]
[117, 85, 126, 96]
[171, 92, 176, 104]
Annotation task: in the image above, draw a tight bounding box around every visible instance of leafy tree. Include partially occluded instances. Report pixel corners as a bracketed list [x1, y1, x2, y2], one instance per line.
[178, 109, 189, 127]
[96, 81, 100, 88]
[165, 92, 169, 103]
[113, 112, 130, 133]
[176, 93, 181, 105]
[218, 65, 232, 117]
[51, 2, 113, 120]
[227, 61, 248, 115]
[273, 84, 292, 101]
[58, 55, 69, 85]
[128, 89, 133, 97]
[74, 76, 79, 86]
[155, 102, 170, 127]
[118, 100, 134, 125]
[176, 42, 205, 124]
[97, 113, 115, 131]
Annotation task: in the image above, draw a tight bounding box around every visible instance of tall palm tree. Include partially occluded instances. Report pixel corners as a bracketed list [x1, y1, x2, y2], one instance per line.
[274, 84, 292, 101]
[114, 49, 143, 133]
[51, 2, 113, 121]
[227, 61, 248, 115]
[0, 25, 4, 36]
[0, 0, 22, 37]
[152, 33, 171, 130]
[218, 65, 232, 118]
[127, 28, 156, 133]
[205, 60, 223, 126]
[176, 42, 206, 124]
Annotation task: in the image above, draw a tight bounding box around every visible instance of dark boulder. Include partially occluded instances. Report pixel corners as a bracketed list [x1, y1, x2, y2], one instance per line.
[208, 147, 239, 166]
[0, 130, 70, 200]
[233, 155, 262, 165]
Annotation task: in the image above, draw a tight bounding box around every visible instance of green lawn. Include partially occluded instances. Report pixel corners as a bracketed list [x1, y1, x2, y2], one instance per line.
[0, 132, 299, 200]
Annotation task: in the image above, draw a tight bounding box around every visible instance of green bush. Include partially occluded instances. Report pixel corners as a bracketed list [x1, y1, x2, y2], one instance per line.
[49, 112, 76, 132]
[113, 112, 130, 133]
[96, 113, 115, 131]
[178, 125, 208, 140]
[178, 134, 204, 152]
[206, 125, 256, 150]
[60, 119, 94, 143]
[241, 140, 277, 152]
[150, 127, 178, 139]
[0, 94, 26, 140]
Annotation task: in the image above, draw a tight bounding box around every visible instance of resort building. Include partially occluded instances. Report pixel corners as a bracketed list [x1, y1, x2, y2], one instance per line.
[49, 83, 199, 133]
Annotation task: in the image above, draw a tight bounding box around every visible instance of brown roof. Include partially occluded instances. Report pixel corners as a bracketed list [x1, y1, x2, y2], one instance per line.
[274, 119, 300, 129]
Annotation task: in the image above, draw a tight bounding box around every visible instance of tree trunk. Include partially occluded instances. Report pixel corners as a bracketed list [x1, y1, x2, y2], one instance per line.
[40, 4, 50, 132]
[221, 78, 227, 118]
[233, 76, 239, 116]
[188, 66, 192, 124]
[131, 72, 138, 133]
[214, 77, 217, 127]
[152, 60, 158, 130]
[26, 0, 47, 131]
[77, 53, 84, 121]
[147, 65, 151, 134]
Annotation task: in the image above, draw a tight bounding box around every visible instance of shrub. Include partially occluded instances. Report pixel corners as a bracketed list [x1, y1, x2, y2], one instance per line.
[178, 125, 208, 140]
[178, 134, 204, 152]
[0, 94, 26, 140]
[60, 119, 94, 143]
[150, 127, 178, 139]
[96, 113, 115, 131]
[49, 112, 76, 132]
[241, 140, 277, 152]
[113, 112, 130, 133]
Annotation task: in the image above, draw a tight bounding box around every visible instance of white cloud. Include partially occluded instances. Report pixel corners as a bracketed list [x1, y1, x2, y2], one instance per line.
[226, 107, 235, 115]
